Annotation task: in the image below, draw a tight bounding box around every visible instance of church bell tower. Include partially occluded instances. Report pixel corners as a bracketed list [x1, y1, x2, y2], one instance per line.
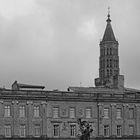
[95, 9, 124, 89]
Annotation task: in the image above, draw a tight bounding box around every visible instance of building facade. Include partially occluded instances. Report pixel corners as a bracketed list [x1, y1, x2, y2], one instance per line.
[0, 12, 140, 140]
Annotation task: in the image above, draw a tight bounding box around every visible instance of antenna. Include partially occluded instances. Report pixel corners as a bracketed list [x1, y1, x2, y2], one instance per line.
[108, 6, 110, 15]
[80, 82, 82, 87]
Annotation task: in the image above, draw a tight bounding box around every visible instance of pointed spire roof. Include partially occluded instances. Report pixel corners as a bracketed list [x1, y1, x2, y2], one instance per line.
[102, 10, 116, 42]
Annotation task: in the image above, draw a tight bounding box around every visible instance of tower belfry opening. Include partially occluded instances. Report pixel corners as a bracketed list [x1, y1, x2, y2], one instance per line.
[95, 10, 124, 89]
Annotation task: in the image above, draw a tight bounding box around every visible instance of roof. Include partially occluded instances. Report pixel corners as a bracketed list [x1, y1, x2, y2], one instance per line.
[102, 14, 116, 42]
[68, 86, 125, 94]
[12, 81, 45, 90]
[68, 86, 140, 94]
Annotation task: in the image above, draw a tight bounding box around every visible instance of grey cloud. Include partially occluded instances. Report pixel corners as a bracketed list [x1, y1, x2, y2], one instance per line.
[0, 0, 140, 90]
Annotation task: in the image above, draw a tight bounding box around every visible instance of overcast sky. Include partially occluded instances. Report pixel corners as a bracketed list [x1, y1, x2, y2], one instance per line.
[0, 0, 140, 90]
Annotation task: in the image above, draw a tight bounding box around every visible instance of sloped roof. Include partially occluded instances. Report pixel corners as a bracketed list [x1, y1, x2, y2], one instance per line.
[68, 86, 140, 94]
[102, 15, 116, 42]
[68, 86, 124, 94]
[12, 81, 45, 90]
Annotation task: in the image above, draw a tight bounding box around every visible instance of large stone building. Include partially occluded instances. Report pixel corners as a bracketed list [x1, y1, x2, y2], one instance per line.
[0, 12, 140, 140]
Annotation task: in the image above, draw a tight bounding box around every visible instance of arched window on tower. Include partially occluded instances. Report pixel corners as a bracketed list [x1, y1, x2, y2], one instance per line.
[107, 59, 109, 68]
[110, 48, 112, 55]
[110, 69, 112, 76]
[107, 69, 109, 77]
[110, 59, 112, 68]
[107, 48, 109, 55]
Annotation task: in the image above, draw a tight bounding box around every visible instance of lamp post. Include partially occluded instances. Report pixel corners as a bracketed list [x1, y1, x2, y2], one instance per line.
[77, 118, 93, 140]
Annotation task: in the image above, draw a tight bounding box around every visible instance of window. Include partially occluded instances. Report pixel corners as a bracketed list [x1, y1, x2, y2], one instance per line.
[129, 108, 134, 119]
[34, 106, 40, 117]
[4, 125, 11, 137]
[110, 69, 112, 75]
[104, 125, 109, 137]
[70, 125, 76, 137]
[70, 108, 75, 118]
[19, 106, 25, 117]
[129, 125, 134, 135]
[116, 108, 122, 119]
[20, 125, 26, 137]
[107, 69, 109, 77]
[107, 59, 109, 67]
[107, 48, 109, 55]
[85, 108, 92, 118]
[53, 125, 59, 137]
[110, 48, 112, 55]
[53, 107, 59, 118]
[110, 59, 112, 67]
[104, 108, 109, 118]
[4, 105, 11, 117]
[117, 125, 122, 137]
[34, 125, 40, 137]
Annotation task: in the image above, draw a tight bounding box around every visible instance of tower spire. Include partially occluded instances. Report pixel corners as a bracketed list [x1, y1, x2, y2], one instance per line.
[102, 7, 116, 42]
[95, 9, 124, 89]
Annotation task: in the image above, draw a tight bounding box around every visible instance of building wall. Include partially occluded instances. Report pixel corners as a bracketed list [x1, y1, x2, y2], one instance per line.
[0, 91, 140, 140]
[0, 99, 47, 137]
[46, 101, 98, 138]
[98, 102, 140, 137]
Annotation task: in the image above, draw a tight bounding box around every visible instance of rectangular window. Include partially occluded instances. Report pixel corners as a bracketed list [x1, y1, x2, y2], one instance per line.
[116, 108, 122, 119]
[129, 108, 134, 119]
[4, 105, 11, 117]
[35, 125, 40, 137]
[117, 125, 122, 137]
[70, 125, 76, 137]
[104, 125, 109, 137]
[70, 108, 75, 118]
[53, 125, 59, 137]
[104, 108, 109, 118]
[53, 107, 59, 118]
[34, 106, 40, 117]
[85, 108, 92, 118]
[129, 125, 134, 135]
[4, 125, 11, 137]
[20, 125, 26, 137]
[19, 106, 25, 117]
